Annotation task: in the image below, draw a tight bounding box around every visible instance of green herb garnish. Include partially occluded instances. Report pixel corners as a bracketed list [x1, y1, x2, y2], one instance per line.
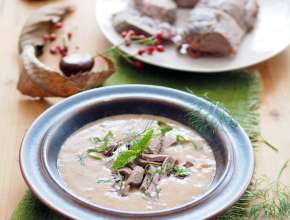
[87, 154, 102, 161]
[155, 167, 166, 175]
[77, 152, 87, 166]
[155, 186, 162, 199]
[90, 136, 101, 144]
[218, 160, 290, 220]
[88, 131, 113, 153]
[157, 121, 173, 136]
[112, 129, 154, 171]
[112, 150, 137, 171]
[96, 178, 114, 184]
[174, 166, 191, 177]
[131, 128, 154, 154]
[176, 134, 186, 143]
[176, 134, 200, 150]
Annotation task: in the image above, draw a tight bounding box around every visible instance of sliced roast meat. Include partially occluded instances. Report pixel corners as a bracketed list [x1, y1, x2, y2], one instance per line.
[127, 166, 145, 186]
[103, 144, 118, 157]
[140, 153, 168, 162]
[136, 158, 162, 167]
[175, 0, 198, 8]
[183, 161, 194, 168]
[140, 165, 158, 192]
[112, 9, 174, 40]
[197, 0, 258, 31]
[180, 7, 245, 56]
[148, 135, 163, 154]
[140, 165, 161, 196]
[118, 167, 132, 179]
[148, 134, 176, 154]
[133, 0, 177, 24]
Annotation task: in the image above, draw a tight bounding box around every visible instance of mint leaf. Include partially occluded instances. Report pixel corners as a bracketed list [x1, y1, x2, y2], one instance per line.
[131, 128, 154, 154]
[112, 150, 137, 171]
[112, 129, 154, 171]
[157, 121, 172, 136]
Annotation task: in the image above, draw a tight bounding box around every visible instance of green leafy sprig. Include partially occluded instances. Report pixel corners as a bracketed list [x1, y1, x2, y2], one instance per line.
[157, 121, 173, 136]
[88, 131, 113, 153]
[218, 160, 290, 220]
[174, 166, 191, 177]
[176, 134, 200, 150]
[112, 129, 154, 171]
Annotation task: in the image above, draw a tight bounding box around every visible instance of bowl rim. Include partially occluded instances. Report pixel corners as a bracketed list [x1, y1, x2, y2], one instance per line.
[19, 85, 254, 220]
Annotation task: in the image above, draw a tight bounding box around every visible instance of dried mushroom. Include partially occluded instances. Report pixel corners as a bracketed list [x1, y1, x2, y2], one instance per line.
[17, 4, 115, 98]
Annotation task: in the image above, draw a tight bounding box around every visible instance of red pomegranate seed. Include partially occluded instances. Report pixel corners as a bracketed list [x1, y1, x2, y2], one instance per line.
[154, 32, 163, 38]
[57, 46, 68, 56]
[128, 30, 136, 36]
[121, 31, 128, 38]
[67, 32, 72, 39]
[147, 46, 155, 55]
[134, 61, 143, 71]
[156, 45, 165, 52]
[49, 47, 57, 55]
[55, 21, 63, 29]
[139, 35, 147, 41]
[153, 39, 161, 45]
[43, 33, 50, 42]
[49, 33, 57, 41]
[138, 48, 146, 56]
[125, 39, 132, 47]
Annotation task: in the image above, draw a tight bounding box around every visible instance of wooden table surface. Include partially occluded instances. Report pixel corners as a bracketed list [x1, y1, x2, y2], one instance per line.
[0, 0, 289, 219]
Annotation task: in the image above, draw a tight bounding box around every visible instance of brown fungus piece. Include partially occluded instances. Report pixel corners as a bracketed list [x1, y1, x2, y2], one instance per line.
[17, 4, 115, 98]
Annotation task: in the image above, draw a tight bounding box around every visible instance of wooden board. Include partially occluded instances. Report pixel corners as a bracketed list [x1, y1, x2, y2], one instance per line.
[0, 0, 289, 219]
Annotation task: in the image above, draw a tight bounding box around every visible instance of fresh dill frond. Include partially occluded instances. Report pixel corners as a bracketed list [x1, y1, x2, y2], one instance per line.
[260, 136, 279, 152]
[157, 121, 173, 136]
[218, 161, 290, 220]
[77, 152, 87, 166]
[175, 134, 200, 150]
[96, 178, 114, 184]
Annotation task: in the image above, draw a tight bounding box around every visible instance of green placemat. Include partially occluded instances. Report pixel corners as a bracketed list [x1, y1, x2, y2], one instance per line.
[11, 58, 261, 220]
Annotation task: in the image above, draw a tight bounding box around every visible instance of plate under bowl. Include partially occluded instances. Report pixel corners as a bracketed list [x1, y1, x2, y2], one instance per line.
[20, 85, 254, 219]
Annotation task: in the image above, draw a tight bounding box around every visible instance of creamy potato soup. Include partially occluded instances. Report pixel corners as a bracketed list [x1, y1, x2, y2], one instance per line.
[58, 114, 216, 212]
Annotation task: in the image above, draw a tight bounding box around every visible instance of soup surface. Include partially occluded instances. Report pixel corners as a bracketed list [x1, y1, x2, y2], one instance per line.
[58, 114, 216, 212]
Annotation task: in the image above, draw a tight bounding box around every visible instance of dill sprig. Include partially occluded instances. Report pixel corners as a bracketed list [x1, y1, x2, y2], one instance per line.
[186, 94, 288, 219]
[218, 160, 290, 220]
[260, 136, 279, 152]
[186, 89, 279, 152]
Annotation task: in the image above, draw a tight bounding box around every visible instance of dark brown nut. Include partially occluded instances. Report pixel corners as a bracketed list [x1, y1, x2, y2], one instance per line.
[60, 53, 94, 77]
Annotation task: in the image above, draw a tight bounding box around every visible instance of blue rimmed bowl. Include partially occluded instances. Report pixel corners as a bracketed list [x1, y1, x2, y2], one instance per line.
[20, 85, 254, 219]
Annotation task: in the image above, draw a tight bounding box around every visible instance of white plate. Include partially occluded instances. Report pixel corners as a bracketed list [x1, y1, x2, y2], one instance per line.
[96, 0, 290, 73]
